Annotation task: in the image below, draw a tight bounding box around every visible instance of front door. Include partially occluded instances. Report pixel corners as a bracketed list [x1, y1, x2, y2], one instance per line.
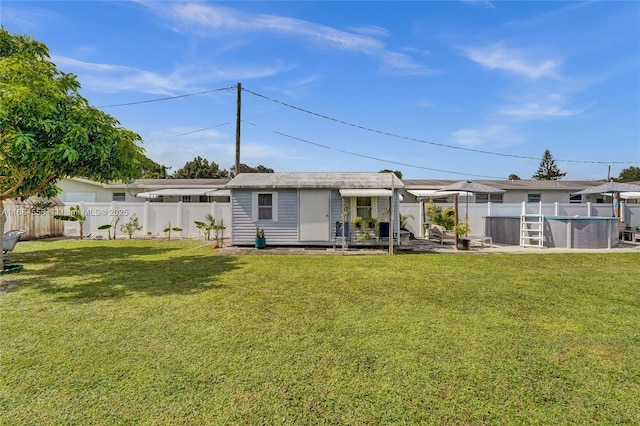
[299, 190, 330, 241]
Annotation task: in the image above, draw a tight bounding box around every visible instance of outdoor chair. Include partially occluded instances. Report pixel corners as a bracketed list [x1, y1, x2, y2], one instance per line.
[428, 226, 454, 245]
[619, 222, 635, 242]
[3, 230, 25, 263]
[378, 221, 390, 247]
[333, 221, 351, 249]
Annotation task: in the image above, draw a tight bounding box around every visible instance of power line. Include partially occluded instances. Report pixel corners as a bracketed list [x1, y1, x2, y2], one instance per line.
[98, 86, 235, 108]
[144, 123, 230, 143]
[274, 131, 506, 179]
[243, 86, 637, 165]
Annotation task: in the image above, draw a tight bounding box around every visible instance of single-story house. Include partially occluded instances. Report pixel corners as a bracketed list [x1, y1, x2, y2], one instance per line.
[401, 179, 640, 204]
[225, 172, 404, 247]
[57, 177, 231, 203]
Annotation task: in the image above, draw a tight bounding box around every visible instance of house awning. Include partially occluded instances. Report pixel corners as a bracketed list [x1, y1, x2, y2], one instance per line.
[408, 189, 471, 199]
[339, 189, 393, 197]
[621, 192, 640, 199]
[135, 189, 229, 199]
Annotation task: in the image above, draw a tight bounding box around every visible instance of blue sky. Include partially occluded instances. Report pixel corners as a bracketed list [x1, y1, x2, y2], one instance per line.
[2, 1, 639, 180]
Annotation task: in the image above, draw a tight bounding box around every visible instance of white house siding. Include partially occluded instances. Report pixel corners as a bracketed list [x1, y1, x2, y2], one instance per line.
[57, 179, 115, 203]
[231, 189, 299, 246]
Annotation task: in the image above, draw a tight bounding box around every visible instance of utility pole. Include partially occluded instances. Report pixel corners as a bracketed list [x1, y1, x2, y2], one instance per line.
[235, 82, 241, 176]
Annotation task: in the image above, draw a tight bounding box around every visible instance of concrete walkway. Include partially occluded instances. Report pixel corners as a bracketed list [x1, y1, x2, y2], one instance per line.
[215, 238, 640, 255]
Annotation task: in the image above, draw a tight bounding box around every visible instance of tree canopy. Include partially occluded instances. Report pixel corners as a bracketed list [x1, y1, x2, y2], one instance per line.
[379, 169, 403, 179]
[0, 29, 143, 200]
[230, 163, 274, 177]
[138, 155, 170, 179]
[532, 149, 566, 181]
[0, 29, 143, 264]
[171, 156, 229, 179]
[615, 166, 640, 183]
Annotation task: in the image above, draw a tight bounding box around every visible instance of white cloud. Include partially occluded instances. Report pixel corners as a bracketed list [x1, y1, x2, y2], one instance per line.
[0, 6, 60, 31]
[51, 55, 289, 95]
[349, 25, 391, 38]
[452, 125, 521, 147]
[462, 0, 496, 9]
[145, 2, 435, 76]
[462, 42, 560, 80]
[500, 93, 590, 119]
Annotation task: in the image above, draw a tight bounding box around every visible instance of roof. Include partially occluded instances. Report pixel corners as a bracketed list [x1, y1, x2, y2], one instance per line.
[226, 172, 404, 189]
[66, 177, 230, 189]
[401, 179, 619, 191]
[135, 189, 230, 199]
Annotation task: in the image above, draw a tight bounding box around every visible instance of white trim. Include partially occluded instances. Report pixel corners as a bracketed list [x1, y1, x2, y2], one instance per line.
[339, 188, 392, 197]
[252, 192, 278, 222]
[135, 188, 225, 198]
[349, 196, 378, 220]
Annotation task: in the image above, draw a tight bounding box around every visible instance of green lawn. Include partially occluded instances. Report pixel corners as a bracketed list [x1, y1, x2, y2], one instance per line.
[1, 239, 638, 425]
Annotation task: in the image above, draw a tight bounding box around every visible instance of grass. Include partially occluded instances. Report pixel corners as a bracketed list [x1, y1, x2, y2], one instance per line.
[1, 239, 639, 425]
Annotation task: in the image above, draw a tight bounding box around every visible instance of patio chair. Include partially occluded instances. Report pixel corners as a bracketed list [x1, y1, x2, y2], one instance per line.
[378, 221, 390, 248]
[333, 221, 351, 249]
[428, 226, 453, 245]
[3, 230, 25, 263]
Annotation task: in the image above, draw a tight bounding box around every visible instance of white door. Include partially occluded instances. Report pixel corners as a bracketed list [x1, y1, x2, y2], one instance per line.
[299, 190, 330, 241]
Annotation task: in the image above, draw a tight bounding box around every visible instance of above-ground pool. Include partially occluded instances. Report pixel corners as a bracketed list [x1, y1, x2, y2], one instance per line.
[485, 216, 620, 249]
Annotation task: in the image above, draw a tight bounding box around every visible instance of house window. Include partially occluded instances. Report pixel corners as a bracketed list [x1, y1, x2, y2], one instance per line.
[182, 196, 192, 203]
[199, 195, 213, 203]
[356, 197, 373, 219]
[475, 193, 503, 204]
[569, 194, 582, 203]
[113, 192, 126, 202]
[528, 193, 542, 203]
[252, 192, 278, 222]
[258, 194, 272, 219]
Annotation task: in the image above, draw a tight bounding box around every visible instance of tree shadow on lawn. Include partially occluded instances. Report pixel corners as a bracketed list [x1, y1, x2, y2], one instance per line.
[13, 243, 244, 303]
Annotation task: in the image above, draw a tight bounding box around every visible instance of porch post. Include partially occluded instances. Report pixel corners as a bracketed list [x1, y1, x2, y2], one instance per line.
[389, 174, 394, 255]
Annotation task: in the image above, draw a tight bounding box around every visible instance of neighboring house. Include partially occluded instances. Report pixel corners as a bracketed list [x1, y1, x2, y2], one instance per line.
[401, 179, 640, 204]
[57, 177, 231, 203]
[225, 172, 404, 247]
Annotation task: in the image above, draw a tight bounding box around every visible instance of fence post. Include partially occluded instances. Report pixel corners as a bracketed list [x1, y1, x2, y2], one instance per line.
[177, 201, 183, 236]
[143, 201, 149, 235]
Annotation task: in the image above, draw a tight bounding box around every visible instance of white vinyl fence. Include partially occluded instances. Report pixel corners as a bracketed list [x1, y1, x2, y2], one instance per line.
[401, 202, 639, 239]
[58, 200, 638, 244]
[60, 201, 231, 240]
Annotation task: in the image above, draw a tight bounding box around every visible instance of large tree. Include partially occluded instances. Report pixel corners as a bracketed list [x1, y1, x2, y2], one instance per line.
[0, 30, 143, 266]
[230, 163, 274, 177]
[171, 156, 229, 179]
[615, 166, 640, 183]
[138, 155, 170, 179]
[532, 149, 566, 181]
[379, 169, 403, 179]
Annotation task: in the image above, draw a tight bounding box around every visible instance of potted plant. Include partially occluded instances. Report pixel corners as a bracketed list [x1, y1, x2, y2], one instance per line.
[351, 215, 364, 229]
[255, 226, 266, 249]
[455, 220, 471, 250]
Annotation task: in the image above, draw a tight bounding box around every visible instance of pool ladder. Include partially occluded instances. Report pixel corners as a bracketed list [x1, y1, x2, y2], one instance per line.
[520, 214, 544, 248]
